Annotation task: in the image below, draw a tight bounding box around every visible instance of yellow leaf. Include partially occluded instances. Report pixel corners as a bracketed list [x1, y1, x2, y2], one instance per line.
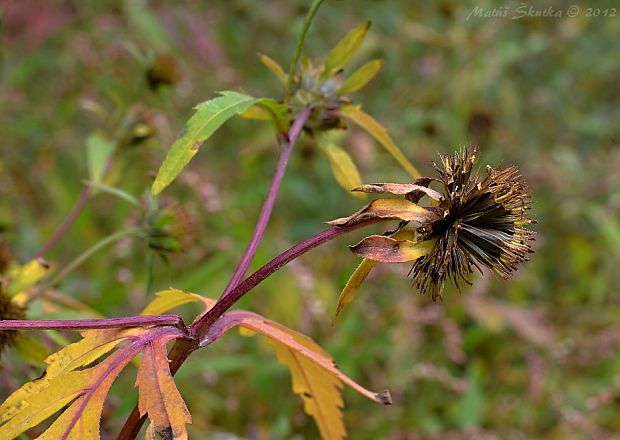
[141, 288, 216, 316]
[234, 313, 391, 440]
[339, 105, 420, 178]
[3, 258, 49, 297]
[0, 346, 136, 440]
[338, 59, 383, 94]
[334, 258, 376, 321]
[318, 142, 365, 198]
[323, 22, 371, 78]
[259, 53, 287, 84]
[136, 336, 192, 440]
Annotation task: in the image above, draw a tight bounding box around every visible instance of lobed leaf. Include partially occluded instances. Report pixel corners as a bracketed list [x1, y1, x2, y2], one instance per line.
[323, 22, 371, 78]
[205, 310, 391, 440]
[318, 142, 365, 198]
[333, 258, 376, 321]
[327, 198, 440, 227]
[339, 105, 420, 178]
[350, 236, 436, 263]
[0, 327, 146, 424]
[0, 326, 185, 440]
[152, 91, 262, 195]
[338, 59, 383, 94]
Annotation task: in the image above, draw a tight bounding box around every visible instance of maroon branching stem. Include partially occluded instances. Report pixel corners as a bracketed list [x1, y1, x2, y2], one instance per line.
[34, 185, 91, 258]
[0, 314, 184, 331]
[194, 219, 380, 338]
[220, 105, 312, 300]
[116, 218, 384, 439]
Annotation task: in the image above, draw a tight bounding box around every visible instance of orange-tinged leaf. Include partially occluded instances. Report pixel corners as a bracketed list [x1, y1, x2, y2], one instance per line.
[206, 311, 390, 440]
[318, 142, 365, 198]
[136, 335, 192, 440]
[327, 198, 439, 227]
[0, 345, 137, 440]
[323, 22, 371, 78]
[0, 328, 144, 424]
[338, 59, 382, 93]
[334, 258, 376, 321]
[350, 236, 436, 263]
[339, 105, 420, 178]
[259, 53, 287, 84]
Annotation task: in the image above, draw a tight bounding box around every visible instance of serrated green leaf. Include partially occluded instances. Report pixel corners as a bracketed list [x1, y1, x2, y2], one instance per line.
[339, 59, 383, 94]
[86, 133, 115, 186]
[152, 91, 261, 195]
[323, 21, 371, 78]
[318, 142, 364, 198]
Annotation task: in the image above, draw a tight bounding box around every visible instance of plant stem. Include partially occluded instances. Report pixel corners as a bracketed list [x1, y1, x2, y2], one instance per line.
[43, 228, 143, 289]
[195, 219, 381, 338]
[33, 185, 91, 259]
[220, 105, 312, 300]
[0, 315, 182, 331]
[285, 0, 325, 97]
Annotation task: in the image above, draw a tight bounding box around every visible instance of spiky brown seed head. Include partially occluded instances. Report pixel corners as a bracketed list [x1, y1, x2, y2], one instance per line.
[0, 285, 26, 355]
[410, 147, 535, 301]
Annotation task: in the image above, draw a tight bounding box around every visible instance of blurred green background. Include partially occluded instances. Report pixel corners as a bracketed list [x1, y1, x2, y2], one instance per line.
[1, 1, 620, 439]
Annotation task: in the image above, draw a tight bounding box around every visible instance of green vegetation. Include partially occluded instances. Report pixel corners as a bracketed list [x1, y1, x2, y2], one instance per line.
[1, 1, 619, 438]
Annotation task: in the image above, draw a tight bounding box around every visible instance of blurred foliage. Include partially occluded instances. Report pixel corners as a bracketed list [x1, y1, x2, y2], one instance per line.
[1, 0, 620, 439]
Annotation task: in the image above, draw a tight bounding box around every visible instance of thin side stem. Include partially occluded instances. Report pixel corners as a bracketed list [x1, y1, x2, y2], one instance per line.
[34, 185, 91, 258]
[43, 228, 143, 289]
[0, 315, 182, 331]
[285, 0, 325, 97]
[220, 105, 312, 299]
[195, 218, 382, 339]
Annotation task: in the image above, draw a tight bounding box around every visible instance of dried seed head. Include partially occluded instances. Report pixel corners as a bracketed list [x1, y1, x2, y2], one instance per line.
[0, 285, 26, 355]
[410, 147, 535, 300]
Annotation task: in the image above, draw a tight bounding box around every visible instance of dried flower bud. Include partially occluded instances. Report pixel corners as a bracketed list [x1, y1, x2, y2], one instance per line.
[146, 53, 182, 90]
[148, 204, 194, 254]
[410, 147, 535, 300]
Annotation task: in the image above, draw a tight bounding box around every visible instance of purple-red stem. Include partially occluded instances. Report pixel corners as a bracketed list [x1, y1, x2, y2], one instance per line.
[193, 219, 379, 338]
[34, 184, 91, 259]
[0, 314, 183, 331]
[219, 105, 312, 299]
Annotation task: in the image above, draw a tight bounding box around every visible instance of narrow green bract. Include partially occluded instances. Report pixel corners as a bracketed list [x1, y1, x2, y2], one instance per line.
[152, 91, 261, 195]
